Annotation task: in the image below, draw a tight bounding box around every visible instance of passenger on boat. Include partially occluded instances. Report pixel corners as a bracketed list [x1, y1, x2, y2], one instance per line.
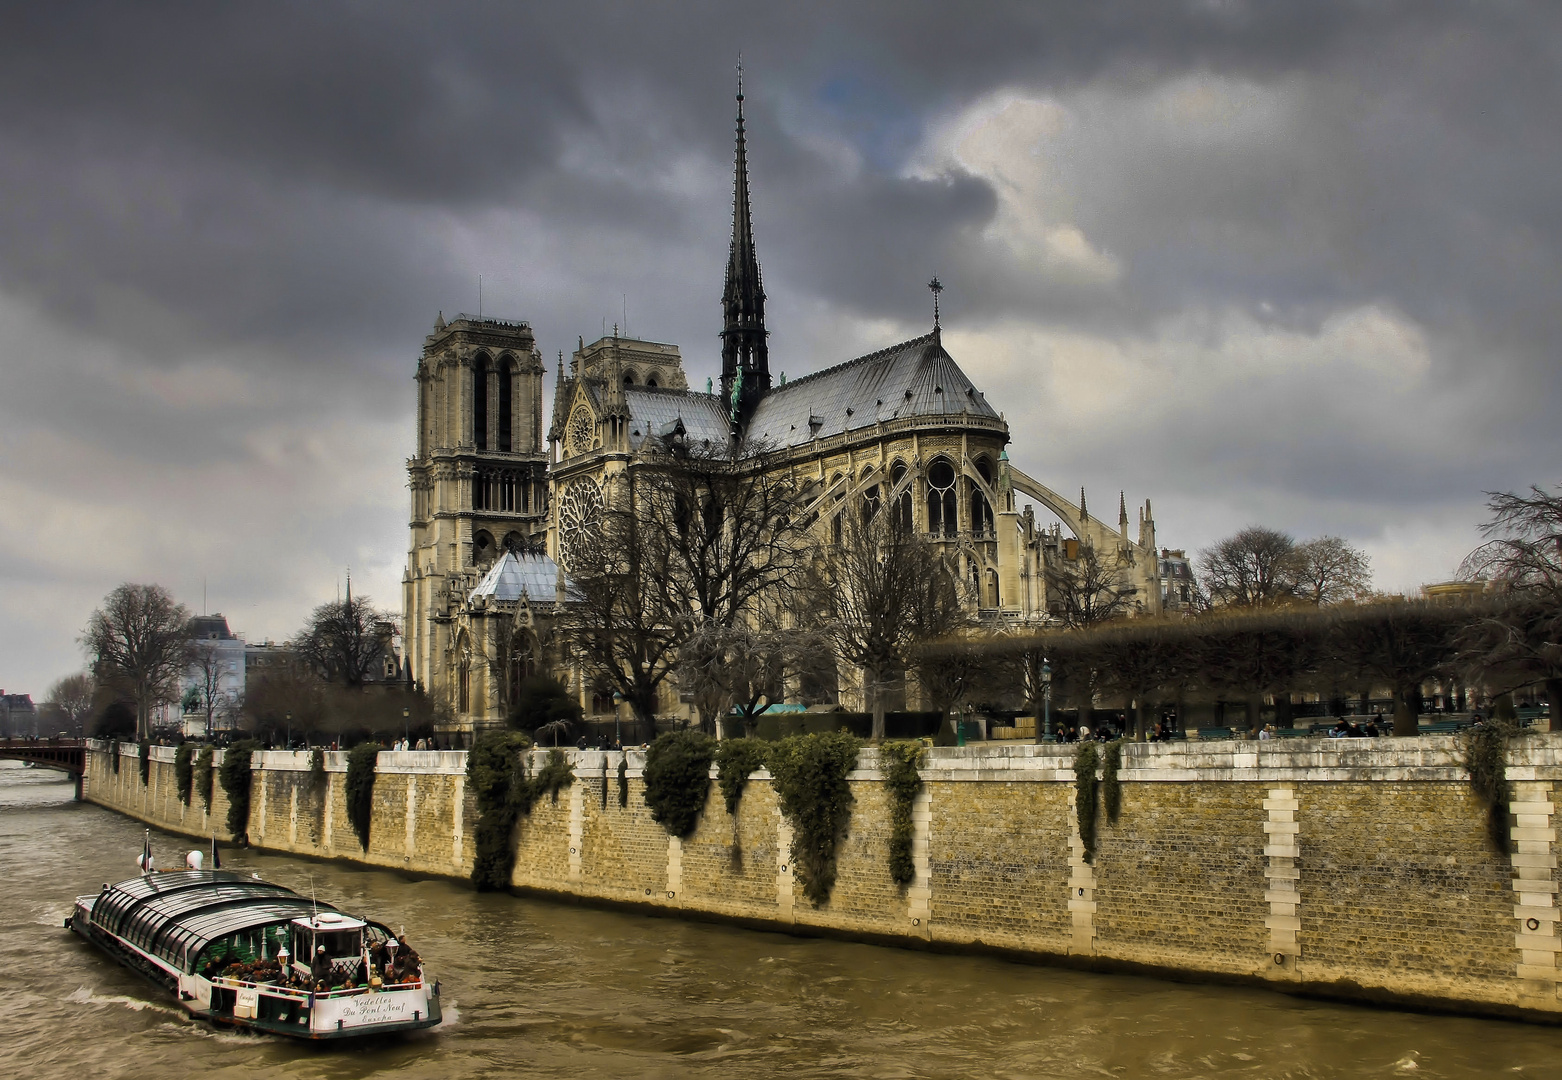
[310, 944, 331, 986]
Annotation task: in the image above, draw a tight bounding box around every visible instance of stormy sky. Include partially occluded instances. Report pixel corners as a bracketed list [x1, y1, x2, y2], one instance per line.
[2, 2, 1558, 699]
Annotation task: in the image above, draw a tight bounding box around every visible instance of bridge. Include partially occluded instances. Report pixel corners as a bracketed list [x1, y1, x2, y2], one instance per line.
[0, 738, 86, 799]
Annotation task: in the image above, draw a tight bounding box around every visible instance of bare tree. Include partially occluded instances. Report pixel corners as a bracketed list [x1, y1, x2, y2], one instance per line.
[295, 595, 398, 687]
[1332, 600, 1464, 736]
[1198, 526, 1298, 608]
[189, 641, 233, 740]
[1289, 536, 1373, 605]
[679, 622, 829, 734]
[46, 672, 95, 737]
[1457, 485, 1562, 724]
[82, 583, 192, 741]
[1043, 542, 1138, 628]
[809, 510, 966, 740]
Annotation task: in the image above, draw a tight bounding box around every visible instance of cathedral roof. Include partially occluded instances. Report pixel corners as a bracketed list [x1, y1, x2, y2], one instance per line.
[468, 548, 560, 604]
[746, 331, 1001, 448]
[625, 388, 731, 451]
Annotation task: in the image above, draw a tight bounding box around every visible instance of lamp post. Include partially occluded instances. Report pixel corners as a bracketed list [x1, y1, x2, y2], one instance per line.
[612, 692, 623, 747]
[402, 707, 410, 749]
[1041, 662, 1053, 742]
[284, 711, 291, 750]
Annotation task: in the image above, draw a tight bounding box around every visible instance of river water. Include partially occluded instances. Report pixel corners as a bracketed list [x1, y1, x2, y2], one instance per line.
[2, 762, 1559, 1079]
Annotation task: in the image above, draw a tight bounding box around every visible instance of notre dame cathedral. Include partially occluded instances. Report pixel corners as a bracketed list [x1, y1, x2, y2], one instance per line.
[403, 83, 1167, 739]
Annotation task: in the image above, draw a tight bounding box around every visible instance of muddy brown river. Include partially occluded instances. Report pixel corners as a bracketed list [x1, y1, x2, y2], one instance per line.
[2, 761, 1559, 1078]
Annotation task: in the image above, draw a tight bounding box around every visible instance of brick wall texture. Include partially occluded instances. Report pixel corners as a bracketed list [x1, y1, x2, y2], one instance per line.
[83, 737, 1562, 1019]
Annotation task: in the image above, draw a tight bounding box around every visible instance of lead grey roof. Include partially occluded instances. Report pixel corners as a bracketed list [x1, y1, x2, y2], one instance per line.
[625, 388, 731, 451]
[748, 332, 1000, 448]
[469, 549, 561, 603]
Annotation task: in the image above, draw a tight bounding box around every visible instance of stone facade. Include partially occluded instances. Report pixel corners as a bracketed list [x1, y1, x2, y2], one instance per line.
[83, 735, 1562, 1020]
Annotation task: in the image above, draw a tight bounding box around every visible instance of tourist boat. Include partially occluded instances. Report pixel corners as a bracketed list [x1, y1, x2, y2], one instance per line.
[66, 859, 442, 1039]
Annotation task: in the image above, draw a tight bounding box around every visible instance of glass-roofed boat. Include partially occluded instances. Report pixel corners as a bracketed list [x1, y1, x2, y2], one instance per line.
[67, 866, 442, 1039]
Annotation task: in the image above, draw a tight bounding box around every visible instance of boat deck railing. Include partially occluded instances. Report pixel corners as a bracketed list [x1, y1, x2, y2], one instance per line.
[209, 975, 425, 1000]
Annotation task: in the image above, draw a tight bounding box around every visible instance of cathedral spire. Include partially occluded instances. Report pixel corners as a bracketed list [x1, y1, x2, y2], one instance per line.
[720, 56, 770, 435]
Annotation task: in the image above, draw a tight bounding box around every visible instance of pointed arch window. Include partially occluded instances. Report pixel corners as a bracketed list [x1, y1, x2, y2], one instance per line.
[891, 462, 912, 530]
[926, 458, 957, 538]
[473, 355, 491, 450]
[969, 480, 993, 536]
[499, 358, 514, 452]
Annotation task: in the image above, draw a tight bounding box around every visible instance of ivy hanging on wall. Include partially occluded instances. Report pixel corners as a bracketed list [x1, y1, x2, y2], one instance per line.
[617, 753, 629, 808]
[600, 753, 609, 810]
[1074, 741, 1100, 864]
[196, 746, 214, 812]
[1101, 738, 1124, 825]
[467, 735, 575, 890]
[310, 747, 326, 791]
[345, 742, 380, 852]
[716, 737, 769, 869]
[715, 738, 769, 817]
[109, 739, 121, 774]
[643, 730, 715, 838]
[768, 731, 861, 906]
[174, 743, 194, 806]
[219, 740, 260, 844]
[1465, 719, 1522, 854]
[137, 739, 151, 786]
[880, 741, 924, 887]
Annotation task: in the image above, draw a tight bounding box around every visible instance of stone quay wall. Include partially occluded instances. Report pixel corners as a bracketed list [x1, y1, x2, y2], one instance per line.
[81, 736, 1562, 1021]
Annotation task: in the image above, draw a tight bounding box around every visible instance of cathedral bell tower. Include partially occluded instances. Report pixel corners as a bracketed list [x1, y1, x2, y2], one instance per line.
[719, 65, 770, 437]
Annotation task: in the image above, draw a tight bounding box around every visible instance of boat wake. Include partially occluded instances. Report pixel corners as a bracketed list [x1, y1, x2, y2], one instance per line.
[65, 985, 180, 1019]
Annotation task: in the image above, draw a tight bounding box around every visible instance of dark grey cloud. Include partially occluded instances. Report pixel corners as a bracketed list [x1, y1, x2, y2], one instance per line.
[2, 0, 1559, 695]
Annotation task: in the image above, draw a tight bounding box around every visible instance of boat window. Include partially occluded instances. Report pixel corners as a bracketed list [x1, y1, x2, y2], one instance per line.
[196, 923, 290, 977]
[292, 925, 363, 961]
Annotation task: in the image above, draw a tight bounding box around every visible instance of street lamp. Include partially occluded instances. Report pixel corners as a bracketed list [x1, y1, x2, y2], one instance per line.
[612, 692, 623, 747]
[285, 711, 292, 749]
[1041, 662, 1053, 742]
[403, 706, 410, 749]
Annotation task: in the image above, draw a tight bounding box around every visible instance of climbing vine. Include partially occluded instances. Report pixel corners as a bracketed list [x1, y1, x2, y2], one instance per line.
[768, 731, 861, 905]
[109, 739, 120, 774]
[1101, 738, 1124, 825]
[1074, 741, 1100, 864]
[345, 742, 380, 851]
[881, 740, 924, 887]
[617, 753, 628, 808]
[137, 739, 151, 785]
[309, 747, 326, 791]
[1465, 719, 1520, 854]
[174, 742, 194, 806]
[219, 739, 260, 843]
[643, 730, 716, 838]
[196, 747, 214, 811]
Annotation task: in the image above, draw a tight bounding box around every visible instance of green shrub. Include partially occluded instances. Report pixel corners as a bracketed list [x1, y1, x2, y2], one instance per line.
[880, 741, 924, 886]
[643, 730, 715, 838]
[468, 730, 533, 890]
[768, 731, 860, 905]
[137, 739, 151, 785]
[1465, 720, 1520, 854]
[109, 738, 121, 774]
[219, 740, 260, 843]
[174, 743, 194, 805]
[345, 742, 380, 851]
[715, 738, 769, 816]
[507, 674, 584, 733]
[196, 747, 214, 811]
[1074, 741, 1100, 864]
[1101, 738, 1124, 825]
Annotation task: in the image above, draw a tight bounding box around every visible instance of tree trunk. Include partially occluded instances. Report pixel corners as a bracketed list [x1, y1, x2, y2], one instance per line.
[1275, 694, 1295, 729]
[866, 665, 886, 741]
[1131, 699, 1146, 742]
[1392, 685, 1418, 736]
[1246, 694, 1264, 735]
[1547, 678, 1562, 733]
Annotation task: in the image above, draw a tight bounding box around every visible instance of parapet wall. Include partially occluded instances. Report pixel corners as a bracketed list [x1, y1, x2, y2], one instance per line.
[82, 737, 1562, 1021]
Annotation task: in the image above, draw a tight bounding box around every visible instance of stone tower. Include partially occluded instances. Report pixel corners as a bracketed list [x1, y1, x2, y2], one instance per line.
[403, 313, 549, 697]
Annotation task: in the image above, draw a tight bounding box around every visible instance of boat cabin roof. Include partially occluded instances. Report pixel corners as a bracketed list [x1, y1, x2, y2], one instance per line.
[93, 870, 341, 974]
[292, 911, 367, 932]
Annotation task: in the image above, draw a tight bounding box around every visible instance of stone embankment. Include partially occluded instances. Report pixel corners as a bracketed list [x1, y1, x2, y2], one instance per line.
[83, 737, 1562, 1021]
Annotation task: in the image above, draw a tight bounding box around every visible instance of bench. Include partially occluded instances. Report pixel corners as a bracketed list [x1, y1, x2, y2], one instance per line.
[1196, 727, 1237, 741]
